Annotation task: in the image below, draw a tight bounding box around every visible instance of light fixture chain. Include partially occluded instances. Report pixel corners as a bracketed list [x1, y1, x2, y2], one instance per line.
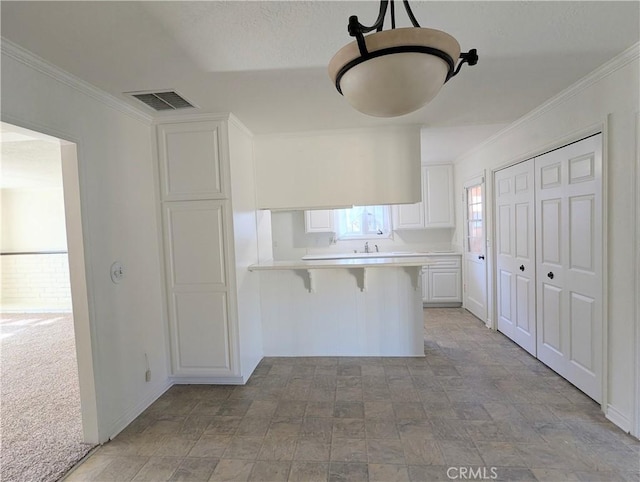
[390, 0, 396, 29]
[402, 0, 421, 28]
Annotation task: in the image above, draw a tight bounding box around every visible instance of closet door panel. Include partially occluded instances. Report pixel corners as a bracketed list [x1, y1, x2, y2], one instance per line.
[495, 160, 536, 355]
[535, 134, 602, 402]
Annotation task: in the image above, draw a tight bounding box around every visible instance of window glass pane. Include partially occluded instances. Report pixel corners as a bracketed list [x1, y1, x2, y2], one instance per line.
[469, 236, 483, 253]
[335, 205, 391, 239]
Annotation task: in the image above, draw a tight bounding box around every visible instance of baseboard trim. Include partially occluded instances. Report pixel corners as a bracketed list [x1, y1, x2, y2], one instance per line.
[104, 380, 172, 442]
[606, 403, 632, 433]
[169, 376, 246, 385]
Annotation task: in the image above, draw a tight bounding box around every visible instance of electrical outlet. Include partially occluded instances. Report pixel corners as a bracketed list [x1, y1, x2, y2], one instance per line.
[145, 369, 151, 382]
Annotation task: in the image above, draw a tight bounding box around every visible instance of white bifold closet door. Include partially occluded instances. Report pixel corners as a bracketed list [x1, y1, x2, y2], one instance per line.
[535, 134, 603, 402]
[495, 161, 536, 355]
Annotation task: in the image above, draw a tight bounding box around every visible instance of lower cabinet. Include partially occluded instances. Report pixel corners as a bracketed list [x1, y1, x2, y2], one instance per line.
[422, 256, 462, 306]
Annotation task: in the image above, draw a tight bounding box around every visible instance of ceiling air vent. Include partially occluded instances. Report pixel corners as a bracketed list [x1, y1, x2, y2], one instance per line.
[127, 90, 196, 111]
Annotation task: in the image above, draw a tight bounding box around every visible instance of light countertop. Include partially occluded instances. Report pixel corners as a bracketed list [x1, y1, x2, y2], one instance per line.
[248, 256, 437, 271]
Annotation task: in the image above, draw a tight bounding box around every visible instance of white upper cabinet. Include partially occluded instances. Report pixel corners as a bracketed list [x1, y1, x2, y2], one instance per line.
[393, 200, 425, 230]
[157, 120, 227, 201]
[304, 209, 335, 233]
[423, 165, 454, 228]
[393, 165, 454, 229]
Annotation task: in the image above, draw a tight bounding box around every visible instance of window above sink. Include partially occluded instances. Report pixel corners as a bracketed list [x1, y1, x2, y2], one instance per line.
[335, 205, 392, 240]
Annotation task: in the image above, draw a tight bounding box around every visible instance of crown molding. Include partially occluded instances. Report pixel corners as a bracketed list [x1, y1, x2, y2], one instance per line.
[455, 41, 640, 163]
[1, 37, 153, 125]
[152, 112, 254, 137]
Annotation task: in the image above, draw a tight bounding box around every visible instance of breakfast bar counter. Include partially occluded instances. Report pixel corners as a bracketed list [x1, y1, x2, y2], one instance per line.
[249, 256, 432, 357]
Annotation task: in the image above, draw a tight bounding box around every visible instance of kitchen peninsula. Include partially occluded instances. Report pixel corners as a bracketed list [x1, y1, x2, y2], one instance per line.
[249, 255, 433, 357]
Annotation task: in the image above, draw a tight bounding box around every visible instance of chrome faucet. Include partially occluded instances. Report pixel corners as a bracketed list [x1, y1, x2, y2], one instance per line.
[364, 242, 369, 253]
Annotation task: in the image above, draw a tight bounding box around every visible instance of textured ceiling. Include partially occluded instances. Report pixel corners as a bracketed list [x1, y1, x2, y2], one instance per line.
[1, 1, 639, 136]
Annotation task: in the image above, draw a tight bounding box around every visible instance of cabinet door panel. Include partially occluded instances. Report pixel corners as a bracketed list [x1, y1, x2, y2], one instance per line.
[393, 202, 425, 230]
[428, 269, 461, 302]
[163, 200, 235, 377]
[174, 291, 231, 371]
[167, 203, 226, 287]
[304, 210, 334, 233]
[424, 165, 454, 228]
[158, 121, 226, 200]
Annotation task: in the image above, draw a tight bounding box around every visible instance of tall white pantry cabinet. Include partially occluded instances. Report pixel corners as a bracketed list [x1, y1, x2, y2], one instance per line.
[155, 115, 263, 384]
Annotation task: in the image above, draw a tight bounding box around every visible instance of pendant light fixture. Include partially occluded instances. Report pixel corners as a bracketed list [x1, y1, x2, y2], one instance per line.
[329, 0, 478, 117]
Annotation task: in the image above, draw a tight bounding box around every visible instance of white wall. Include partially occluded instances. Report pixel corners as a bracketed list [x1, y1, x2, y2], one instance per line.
[271, 210, 454, 260]
[1, 44, 169, 441]
[1, 187, 72, 311]
[254, 126, 421, 210]
[453, 46, 639, 434]
[1, 188, 67, 251]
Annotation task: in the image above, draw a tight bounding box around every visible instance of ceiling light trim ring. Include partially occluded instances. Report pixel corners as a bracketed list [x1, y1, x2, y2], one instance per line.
[334, 45, 455, 95]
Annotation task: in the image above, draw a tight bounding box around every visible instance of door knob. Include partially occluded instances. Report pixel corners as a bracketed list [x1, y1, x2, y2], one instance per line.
[547, 271, 554, 279]
[478, 255, 485, 260]
[519, 265, 525, 271]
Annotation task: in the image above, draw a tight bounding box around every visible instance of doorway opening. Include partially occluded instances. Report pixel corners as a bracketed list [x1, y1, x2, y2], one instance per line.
[0, 122, 97, 481]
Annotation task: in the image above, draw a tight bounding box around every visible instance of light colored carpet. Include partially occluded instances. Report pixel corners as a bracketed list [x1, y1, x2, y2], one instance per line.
[1, 313, 95, 482]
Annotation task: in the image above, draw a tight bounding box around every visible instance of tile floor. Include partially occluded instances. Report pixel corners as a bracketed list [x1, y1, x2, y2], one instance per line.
[64, 308, 640, 481]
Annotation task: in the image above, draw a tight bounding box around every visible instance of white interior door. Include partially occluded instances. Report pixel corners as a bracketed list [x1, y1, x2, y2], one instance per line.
[535, 134, 602, 402]
[495, 161, 536, 355]
[463, 176, 487, 321]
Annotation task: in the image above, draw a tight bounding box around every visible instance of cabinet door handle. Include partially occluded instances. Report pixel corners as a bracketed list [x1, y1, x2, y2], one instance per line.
[519, 265, 525, 272]
[547, 271, 554, 279]
[478, 255, 485, 260]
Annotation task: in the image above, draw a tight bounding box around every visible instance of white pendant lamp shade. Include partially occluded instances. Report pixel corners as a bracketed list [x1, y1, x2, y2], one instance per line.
[329, 28, 461, 117]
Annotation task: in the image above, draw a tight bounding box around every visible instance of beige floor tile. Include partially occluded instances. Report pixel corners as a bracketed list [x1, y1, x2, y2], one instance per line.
[132, 457, 182, 481]
[363, 401, 394, 420]
[333, 419, 366, 439]
[154, 436, 197, 457]
[64, 454, 118, 481]
[189, 436, 233, 458]
[169, 458, 219, 481]
[306, 401, 335, 418]
[438, 440, 484, 466]
[368, 463, 410, 482]
[294, 441, 331, 462]
[93, 455, 149, 481]
[366, 439, 405, 464]
[328, 462, 368, 482]
[248, 461, 291, 481]
[330, 438, 368, 463]
[288, 462, 329, 482]
[365, 419, 400, 440]
[222, 437, 264, 460]
[244, 400, 278, 418]
[257, 435, 297, 461]
[235, 417, 271, 437]
[401, 437, 443, 466]
[208, 459, 254, 482]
